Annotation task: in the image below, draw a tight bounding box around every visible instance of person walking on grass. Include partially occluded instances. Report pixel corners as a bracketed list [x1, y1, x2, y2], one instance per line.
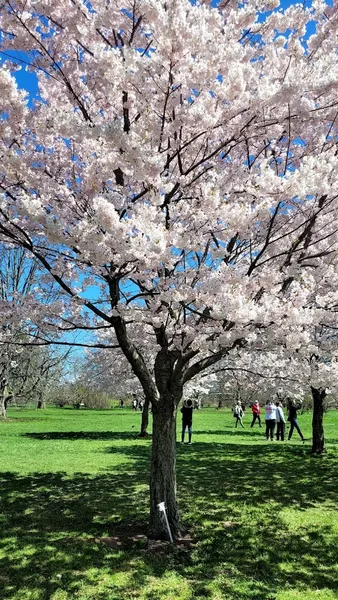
[181, 399, 194, 444]
[265, 400, 277, 441]
[250, 400, 262, 428]
[233, 400, 244, 428]
[275, 401, 286, 441]
[287, 398, 305, 442]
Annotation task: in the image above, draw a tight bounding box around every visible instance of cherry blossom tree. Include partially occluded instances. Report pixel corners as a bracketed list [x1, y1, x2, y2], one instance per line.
[0, 244, 67, 416]
[79, 348, 138, 399]
[1, 0, 338, 537]
[208, 339, 338, 454]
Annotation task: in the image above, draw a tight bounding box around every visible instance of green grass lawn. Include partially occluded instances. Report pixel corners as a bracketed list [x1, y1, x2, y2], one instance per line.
[1, 407, 338, 600]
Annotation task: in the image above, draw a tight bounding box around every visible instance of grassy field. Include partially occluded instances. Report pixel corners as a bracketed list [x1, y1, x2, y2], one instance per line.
[1, 407, 338, 600]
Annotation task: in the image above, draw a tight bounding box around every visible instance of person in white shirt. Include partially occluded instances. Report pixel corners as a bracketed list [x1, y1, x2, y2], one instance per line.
[265, 401, 277, 441]
[233, 401, 244, 428]
[275, 401, 286, 441]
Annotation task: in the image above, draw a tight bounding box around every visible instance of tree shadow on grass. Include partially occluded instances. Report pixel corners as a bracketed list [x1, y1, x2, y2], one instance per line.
[108, 441, 338, 597]
[0, 469, 151, 600]
[24, 431, 143, 441]
[176, 441, 338, 510]
[195, 428, 264, 437]
[99, 439, 338, 514]
[174, 441, 338, 598]
[177, 514, 338, 599]
[4, 417, 52, 423]
[1, 439, 338, 600]
[322, 438, 338, 445]
[24, 429, 265, 442]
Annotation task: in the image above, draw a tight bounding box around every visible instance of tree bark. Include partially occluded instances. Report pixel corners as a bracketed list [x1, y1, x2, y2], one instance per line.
[0, 376, 7, 419]
[0, 392, 6, 419]
[139, 396, 150, 437]
[311, 386, 326, 454]
[148, 400, 180, 540]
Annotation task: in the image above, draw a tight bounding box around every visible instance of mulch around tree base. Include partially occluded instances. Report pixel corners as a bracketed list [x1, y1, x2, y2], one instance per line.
[147, 534, 194, 553]
[61, 523, 194, 552]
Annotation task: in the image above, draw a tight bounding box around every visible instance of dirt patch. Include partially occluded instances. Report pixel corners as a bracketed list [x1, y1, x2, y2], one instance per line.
[93, 523, 148, 548]
[93, 534, 147, 548]
[60, 523, 148, 550]
[222, 521, 239, 529]
[147, 533, 195, 554]
[61, 524, 194, 552]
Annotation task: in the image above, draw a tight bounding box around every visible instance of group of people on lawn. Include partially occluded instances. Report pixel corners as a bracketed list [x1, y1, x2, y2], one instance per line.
[233, 399, 305, 442]
[180, 397, 304, 445]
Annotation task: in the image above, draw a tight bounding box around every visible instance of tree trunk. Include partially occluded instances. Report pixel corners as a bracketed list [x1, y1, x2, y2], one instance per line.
[0, 376, 7, 419]
[0, 393, 6, 419]
[139, 397, 150, 437]
[311, 386, 326, 454]
[148, 401, 180, 540]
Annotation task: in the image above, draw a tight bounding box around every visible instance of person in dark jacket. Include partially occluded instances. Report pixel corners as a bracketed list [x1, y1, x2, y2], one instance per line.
[287, 399, 305, 442]
[181, 399, 194, 444]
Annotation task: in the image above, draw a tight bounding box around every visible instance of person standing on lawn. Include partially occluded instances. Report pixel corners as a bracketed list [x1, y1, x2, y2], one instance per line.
[233, 400, 244, 428]
[265, 400, 277, 441]
[132, 394, 138, 410]
[275, 401, 286, 441]
[250, 400, 262, 428]
[181, 399, 194, 444]
[287, 399, 305, 442]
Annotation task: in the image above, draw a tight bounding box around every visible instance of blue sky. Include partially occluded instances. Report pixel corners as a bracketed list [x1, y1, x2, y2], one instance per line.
[0, 0, 330, 102]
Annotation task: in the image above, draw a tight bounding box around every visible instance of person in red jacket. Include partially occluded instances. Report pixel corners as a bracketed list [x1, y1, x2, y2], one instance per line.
[250, 401, 262, 428]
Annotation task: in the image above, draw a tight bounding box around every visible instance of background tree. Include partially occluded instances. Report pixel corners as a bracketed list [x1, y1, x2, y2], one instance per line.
[1, 0, 338, 537]
[10, 343, 70, 408]
[207, 345, 338, 454]
[0, 245, 68, 416]
[79, 349, 150, 431]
